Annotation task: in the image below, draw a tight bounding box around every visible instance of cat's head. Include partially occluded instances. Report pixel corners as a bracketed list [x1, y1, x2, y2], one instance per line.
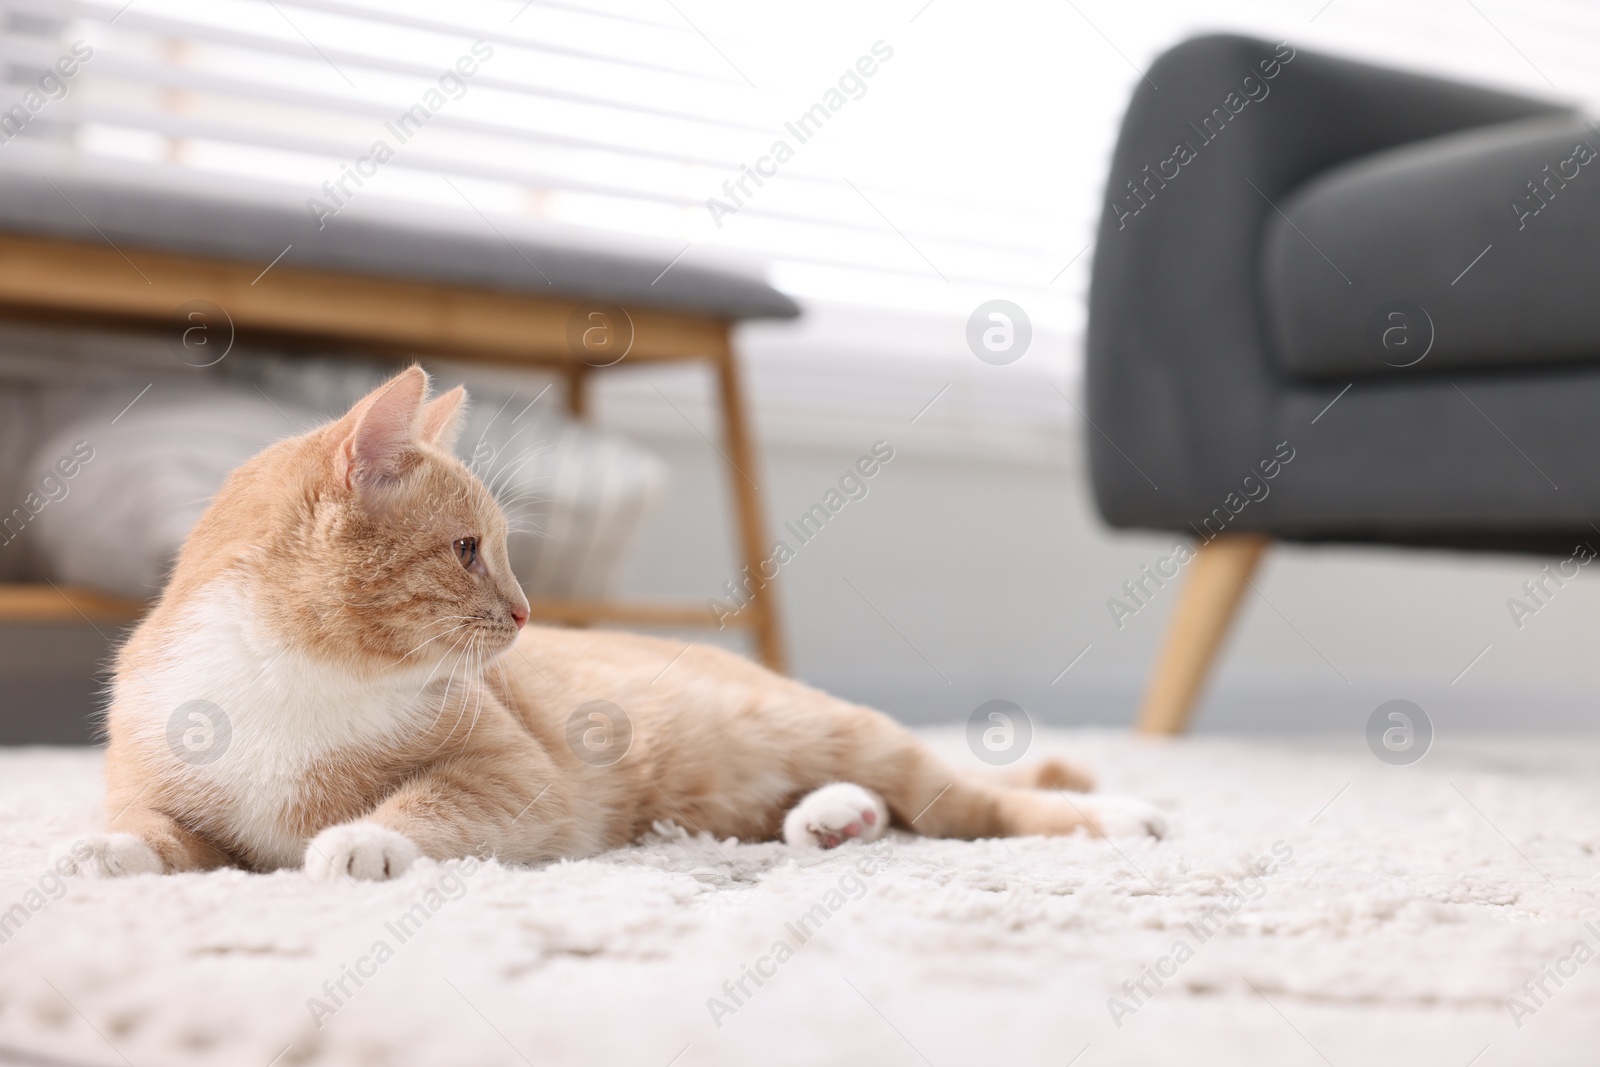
[185, 366, 530, 675]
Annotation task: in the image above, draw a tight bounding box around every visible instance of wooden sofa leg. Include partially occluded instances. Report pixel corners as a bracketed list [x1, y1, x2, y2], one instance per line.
[1135, 533, 1271, 735]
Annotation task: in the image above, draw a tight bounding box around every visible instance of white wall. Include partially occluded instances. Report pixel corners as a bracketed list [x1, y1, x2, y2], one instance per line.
[597, 324, 1600, 735]
[4, 335, 1599, 740]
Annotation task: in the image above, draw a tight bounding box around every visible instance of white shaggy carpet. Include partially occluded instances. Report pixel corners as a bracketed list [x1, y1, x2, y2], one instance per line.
[2, 727, 1599, 1067]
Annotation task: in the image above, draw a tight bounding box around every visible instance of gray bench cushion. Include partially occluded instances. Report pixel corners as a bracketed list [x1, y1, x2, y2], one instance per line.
[1263, 115, 1600, 378]
[0, 146, 799, 321]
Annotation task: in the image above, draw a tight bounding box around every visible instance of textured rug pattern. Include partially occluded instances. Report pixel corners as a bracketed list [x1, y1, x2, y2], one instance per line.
[1, 729, 1598, 1066]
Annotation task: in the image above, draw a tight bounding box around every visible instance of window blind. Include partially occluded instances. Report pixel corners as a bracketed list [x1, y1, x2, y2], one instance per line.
[0, 0, 1064, 326]
[1, 0, 1595, 377]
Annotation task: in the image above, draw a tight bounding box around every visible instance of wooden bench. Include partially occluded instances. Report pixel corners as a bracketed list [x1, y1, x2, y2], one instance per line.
[0, 169, 794, 670]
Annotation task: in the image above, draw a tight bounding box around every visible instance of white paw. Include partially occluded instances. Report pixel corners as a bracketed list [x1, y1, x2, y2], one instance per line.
[51, 833, 163, 878]
[1075, 794, 1167, 839]
[784, 783, 889, 849]
[304, 822, 419, 882]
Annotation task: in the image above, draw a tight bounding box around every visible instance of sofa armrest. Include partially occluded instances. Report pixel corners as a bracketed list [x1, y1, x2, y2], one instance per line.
[1263, 115, 1600, 378]
[1086, 34, 1568, 529]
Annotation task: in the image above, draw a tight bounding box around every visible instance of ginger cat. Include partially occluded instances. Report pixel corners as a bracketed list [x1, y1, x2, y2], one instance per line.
[57, 368, 1162, 881]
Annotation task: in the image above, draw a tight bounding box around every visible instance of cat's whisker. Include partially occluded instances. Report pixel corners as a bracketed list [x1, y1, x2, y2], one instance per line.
[457, 639, 488, 748]
[496, 495, 546, 516]
[486, 445, 550, 499]
[415, 630, 468, 705]
[487, 445, 543, 486]
[494, 468, 546, 488]
[421, 634, 480, 748]
[411, 614, 478, 632]
[396, 614, 479, 652]
[420, 636, 481, 760]
[477, 423, 533, 479]
[430, 631, 475, 733]
[469, 389, 519, 470]
[496, 477, 551, 497]
[500, 513, 544, 531]
[488, 655, 514, 719]
[399, 622, 472, 662]
[494, 499, 543, 519]
[481, 433, 546, 481]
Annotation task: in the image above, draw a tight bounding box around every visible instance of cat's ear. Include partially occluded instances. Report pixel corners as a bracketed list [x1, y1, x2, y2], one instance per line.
[420, 385, 468, 452]
[333, 366, 428, 492]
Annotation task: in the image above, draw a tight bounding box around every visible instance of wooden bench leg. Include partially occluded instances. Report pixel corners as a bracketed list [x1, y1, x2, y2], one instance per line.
[1136, 533, 1270, 735]
[711, 334, 787, 673]
[565, 365, 588, 419]
[561, 365, 592, 628]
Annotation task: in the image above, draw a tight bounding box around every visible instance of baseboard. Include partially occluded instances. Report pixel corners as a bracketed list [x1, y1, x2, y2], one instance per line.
[805, 669, 1600, 734]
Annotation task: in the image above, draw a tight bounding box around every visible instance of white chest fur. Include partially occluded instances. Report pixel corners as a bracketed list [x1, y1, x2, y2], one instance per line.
[123, 583, 436, 869]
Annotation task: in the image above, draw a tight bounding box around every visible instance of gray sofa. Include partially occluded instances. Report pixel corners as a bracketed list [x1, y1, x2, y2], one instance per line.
[1088, 34, 1599, 551]
[1086, 35, 1600, 730]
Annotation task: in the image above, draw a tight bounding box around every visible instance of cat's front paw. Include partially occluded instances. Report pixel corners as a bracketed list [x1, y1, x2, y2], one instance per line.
[52, 833, 164, 877]
[304, 822, 419, 882]
[1077, 794, 1167, 840]
[784, 783, 889, 849]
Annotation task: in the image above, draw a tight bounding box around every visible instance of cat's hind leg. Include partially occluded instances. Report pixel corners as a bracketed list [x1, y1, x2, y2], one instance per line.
[783, 782, 889, 849]
[894, 775, 1166, 841]
[833, 719, 1165, 841]
[999, 757, 1096, 792]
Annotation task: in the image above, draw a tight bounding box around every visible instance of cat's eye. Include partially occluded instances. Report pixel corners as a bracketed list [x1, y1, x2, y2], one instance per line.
[453, 537, 478, 568]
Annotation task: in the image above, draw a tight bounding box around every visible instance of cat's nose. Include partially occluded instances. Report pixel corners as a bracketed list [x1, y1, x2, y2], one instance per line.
[510, 606, 528, 629]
